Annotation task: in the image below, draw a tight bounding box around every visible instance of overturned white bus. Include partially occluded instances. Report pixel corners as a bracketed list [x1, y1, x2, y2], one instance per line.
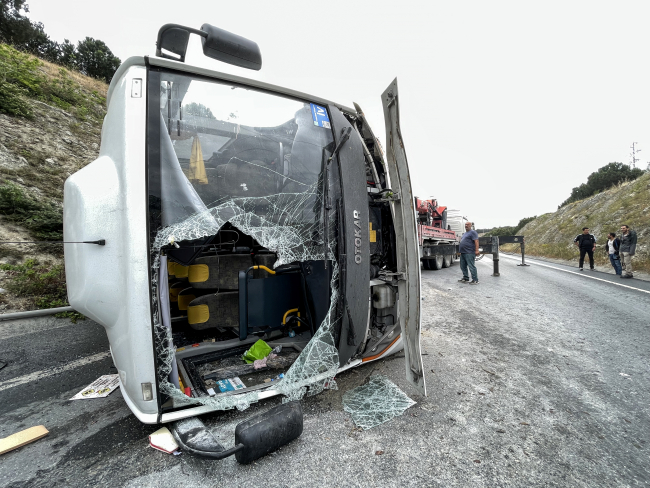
[63, 23, 424, 461]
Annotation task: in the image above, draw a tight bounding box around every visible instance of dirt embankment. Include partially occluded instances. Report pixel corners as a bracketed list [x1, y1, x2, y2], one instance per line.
[512, 173, 650, 275]
[0, 45, 106, 312]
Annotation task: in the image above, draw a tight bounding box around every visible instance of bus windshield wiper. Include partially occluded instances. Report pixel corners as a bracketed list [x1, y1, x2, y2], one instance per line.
[328, 127, 352, 163]
[320, 126, 351, 267]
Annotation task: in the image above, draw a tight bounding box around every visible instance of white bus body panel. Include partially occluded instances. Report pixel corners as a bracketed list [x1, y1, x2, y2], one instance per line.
[63, 65, 158, 419]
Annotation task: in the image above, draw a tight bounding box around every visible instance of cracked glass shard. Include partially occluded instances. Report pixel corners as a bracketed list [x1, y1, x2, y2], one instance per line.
[342, 375, 416, 430]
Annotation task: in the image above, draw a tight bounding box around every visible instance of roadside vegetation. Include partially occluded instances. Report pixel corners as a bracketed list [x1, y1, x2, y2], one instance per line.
[0, 44, 107, 120]
[483, 216, 536, 238]
[559, 162, 644, 208]
[1, 0, 120, 83]
[0, 259, 84, 321]
[0, 180, 62, 240]
[0, 2, 114, 313]
[505, 173, 650, 274]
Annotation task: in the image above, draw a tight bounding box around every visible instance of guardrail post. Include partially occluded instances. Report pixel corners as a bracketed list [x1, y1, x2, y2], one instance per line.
[517, 237, 530, 267]
[492, 236, 500, 276]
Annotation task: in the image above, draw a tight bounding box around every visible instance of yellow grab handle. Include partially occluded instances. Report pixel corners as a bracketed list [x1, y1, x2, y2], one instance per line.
[253, 265, 276, 275]
[282, 308, 300, 325]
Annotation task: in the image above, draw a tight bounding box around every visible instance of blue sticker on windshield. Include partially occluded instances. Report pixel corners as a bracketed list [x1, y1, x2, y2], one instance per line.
[310, 103, 331, 129]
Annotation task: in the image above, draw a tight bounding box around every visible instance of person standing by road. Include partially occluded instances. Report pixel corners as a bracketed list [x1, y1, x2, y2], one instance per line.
[605, 232, 622, 276]
[458, 221, 480, 284]
[574, 227, 596, 271]
[619, 224, 637, 279]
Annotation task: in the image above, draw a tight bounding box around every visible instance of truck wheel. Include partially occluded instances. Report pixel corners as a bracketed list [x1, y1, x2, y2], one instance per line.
[422, 258, 431, 270]
[443, 255, 452, 268]
[432, 255, 443, 270]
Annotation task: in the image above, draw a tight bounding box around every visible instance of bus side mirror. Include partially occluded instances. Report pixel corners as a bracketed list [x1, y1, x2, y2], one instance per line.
[156, 23, 262, 70]
[200, 24, 262, 71]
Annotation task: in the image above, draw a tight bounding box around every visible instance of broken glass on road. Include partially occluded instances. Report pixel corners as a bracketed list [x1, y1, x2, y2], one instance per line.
[342, 375, 416, 430]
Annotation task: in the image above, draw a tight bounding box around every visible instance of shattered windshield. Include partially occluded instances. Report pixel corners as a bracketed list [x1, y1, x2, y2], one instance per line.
[150, 72, 335, 229]
[147, 70, 343, 413]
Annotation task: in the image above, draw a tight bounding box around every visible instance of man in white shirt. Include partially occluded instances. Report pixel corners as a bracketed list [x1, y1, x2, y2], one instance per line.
[605, 232, 622, 276]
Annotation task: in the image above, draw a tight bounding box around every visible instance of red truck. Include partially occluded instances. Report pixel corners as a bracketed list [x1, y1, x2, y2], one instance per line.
[416, 197, 459, 270]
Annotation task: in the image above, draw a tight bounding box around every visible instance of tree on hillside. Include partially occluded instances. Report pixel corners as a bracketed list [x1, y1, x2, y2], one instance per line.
[0, 0, 52, 58]
[560, 162, 644, 208]
[516, 215, 536, 230]
[75, 37, 120, 83]
[483, 215, 537, 237]
[0, 1, 120, 82]
[484, 226, 517, 237]
[57, 39, 77, 67]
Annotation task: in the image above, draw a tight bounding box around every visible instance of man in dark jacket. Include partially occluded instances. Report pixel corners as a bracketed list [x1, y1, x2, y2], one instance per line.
[605, 232, 622, 276]
[574, 227, 596, 271]
[619, 224, 637, 279]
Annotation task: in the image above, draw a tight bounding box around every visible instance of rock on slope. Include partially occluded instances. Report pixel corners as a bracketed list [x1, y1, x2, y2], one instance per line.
[517, 173, 649, 274]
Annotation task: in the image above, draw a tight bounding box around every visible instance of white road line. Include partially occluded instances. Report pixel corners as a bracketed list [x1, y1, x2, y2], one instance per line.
[498, 254, 650, 295]
[0, 351, 111, 393]
[0, 320, 73, 341]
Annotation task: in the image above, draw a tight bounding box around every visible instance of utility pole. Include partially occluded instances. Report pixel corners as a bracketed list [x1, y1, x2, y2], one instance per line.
[630, 142, 641, 168]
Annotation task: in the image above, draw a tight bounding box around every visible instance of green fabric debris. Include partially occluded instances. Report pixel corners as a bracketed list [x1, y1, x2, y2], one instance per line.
[242, 339, 273, 364]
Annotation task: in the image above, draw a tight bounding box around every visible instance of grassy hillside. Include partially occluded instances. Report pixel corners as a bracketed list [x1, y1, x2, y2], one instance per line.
[513, 173, 650, 273]
[0, 44, 106, 313]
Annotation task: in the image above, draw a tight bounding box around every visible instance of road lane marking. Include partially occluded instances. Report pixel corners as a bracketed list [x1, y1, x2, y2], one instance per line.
[0, 320, 74, 341]
[0, 351, 111, 393]
[497, 254, 650, 295]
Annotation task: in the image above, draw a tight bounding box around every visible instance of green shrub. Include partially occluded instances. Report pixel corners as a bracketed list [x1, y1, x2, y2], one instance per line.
[0, 180, 63, 240]
[0, 80, 33, 117]
[0, 44, 106, 121]
[0, 259, 84, 321]
[0, 259, 64, 296]
[0, 45, 43, 117]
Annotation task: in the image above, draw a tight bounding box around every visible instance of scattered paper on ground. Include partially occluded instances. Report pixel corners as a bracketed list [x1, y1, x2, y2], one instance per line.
[0, 425, 49, 455]
[70, 374, 119, 400]
[342, 375, 416, 430]
[149, 427, 180, 455]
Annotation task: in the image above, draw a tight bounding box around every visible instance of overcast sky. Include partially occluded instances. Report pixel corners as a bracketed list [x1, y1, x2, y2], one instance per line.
[27, 0, 649, 227]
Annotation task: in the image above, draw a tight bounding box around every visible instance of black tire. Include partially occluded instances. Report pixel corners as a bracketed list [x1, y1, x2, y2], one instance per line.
[432, 255, 443, 270]
[422, 258, 432, 270]
[443, 255, 452, 268]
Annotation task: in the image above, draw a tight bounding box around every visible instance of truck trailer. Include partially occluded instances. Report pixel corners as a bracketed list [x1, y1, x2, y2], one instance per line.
[416, 197, 460, 270]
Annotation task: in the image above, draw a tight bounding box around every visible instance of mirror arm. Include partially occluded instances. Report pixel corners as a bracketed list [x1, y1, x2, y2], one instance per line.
[156, 23, 208, 61]
[179, 437, 244, 460]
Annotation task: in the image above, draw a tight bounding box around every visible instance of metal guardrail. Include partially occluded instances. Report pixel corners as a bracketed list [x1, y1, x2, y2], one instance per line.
[0, 306, 75, 321]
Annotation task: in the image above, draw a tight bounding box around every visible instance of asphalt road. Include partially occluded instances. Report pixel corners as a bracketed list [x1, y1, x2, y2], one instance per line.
[1, 256, 648, 487]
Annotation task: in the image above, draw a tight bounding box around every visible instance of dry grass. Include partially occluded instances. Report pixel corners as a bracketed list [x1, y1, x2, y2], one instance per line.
[38, 59, 108, 99]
